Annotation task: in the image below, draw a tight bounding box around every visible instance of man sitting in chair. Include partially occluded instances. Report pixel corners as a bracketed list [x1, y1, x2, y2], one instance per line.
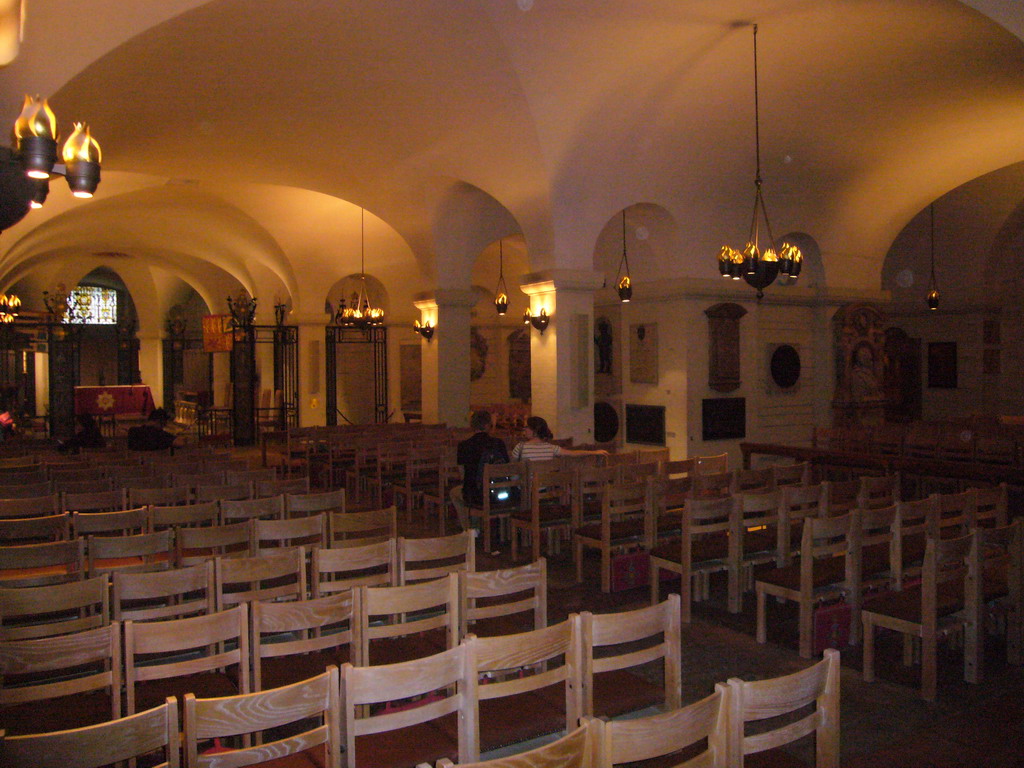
[451, 410, 509, 531]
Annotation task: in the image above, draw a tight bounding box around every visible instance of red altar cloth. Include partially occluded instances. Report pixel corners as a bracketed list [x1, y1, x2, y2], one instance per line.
[74, 385, 154, 416]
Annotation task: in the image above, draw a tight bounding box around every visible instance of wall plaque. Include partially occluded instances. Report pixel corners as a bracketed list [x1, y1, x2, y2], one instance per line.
[629, 323, 658, 384]
[705, 303, 747, 392]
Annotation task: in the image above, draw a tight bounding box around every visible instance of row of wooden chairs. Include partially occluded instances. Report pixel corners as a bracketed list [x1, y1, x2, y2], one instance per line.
[813, 422, 1023, 467]
[1, 643, 840, 768]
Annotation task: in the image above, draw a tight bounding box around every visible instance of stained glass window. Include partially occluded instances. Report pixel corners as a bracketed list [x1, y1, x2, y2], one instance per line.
[68, 286, 117, 325]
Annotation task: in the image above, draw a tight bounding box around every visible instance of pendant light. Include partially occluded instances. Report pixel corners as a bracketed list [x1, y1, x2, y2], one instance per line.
[926, 204, 940, 311]
[335, 207, 384, 328]
[616, 210, 632, 302]
[494, 239, 509, 315]
[716, 25, 802, 298]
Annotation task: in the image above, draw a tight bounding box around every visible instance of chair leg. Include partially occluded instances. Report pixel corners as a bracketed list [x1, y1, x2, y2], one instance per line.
[965, 610, 981, 685]
[728, 567, 741, 613]
[922, 632, 937, 701]
[798, 599, 813, 659]
[902, 634, 914, 667]
[863, 616, 875, 682]
[650, 563, 660, 606]
[600, 547, 610, 593]
[755, 584, 767, 644]
[574, 536, 584, 584]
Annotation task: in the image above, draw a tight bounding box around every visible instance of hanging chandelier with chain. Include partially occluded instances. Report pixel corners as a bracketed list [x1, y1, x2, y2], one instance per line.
[494, 239, 509, 316]
[335, 208, 385, 328]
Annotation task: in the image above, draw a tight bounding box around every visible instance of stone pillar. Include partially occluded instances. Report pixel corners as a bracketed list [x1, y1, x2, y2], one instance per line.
[521, 270, 604, 443]
[47, 324, 78, 442]
[137, 332, 163, 409]
[415, 289, 476, 428]
[292, 311, 331, 427]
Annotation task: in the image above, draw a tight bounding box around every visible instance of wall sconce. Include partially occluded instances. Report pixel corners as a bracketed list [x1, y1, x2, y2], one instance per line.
[274, 302, 287, 326]
[413, 319, 435, 340]
[523, 307, 550, 333]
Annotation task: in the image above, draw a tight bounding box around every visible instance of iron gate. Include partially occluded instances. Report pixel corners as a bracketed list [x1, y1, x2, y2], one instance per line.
[326, 325, 388, 425]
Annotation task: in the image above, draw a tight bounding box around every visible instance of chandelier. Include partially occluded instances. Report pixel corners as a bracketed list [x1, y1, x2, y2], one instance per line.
[15, 95, 102, 200]
[616, 210, 632, 302]
[494, 239, 509, 315]
[926, 204, 940, 311]
[0, 293, 20, 324]
[335, 208, 385, 328]
[43, 283, 92, 324]
[716, 25, 802, 299]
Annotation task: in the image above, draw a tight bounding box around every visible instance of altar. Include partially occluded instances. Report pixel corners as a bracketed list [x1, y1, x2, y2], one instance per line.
[74, 384, 154, 416]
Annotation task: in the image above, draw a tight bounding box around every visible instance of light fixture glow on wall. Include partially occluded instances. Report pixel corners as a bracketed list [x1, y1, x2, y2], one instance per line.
[335, 207, 385, 328]
[616, 209, 632, 302]
[523, 307, 549, 333]
[413, 319, 435, 340]
[494, 239, 509, 315]
[13, 95, 102, 199]
[926, 203, 940, 311]
[716, 25, 802, 299]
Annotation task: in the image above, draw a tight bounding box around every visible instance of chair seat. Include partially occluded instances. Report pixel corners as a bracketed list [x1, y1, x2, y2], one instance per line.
[0, 690, 114, 736]
[649, 533, 729, 567]
[742, 529, 778, 559]
[864, 580, 964, 625]
[758, 556, 847, 592]
[575, 518, 645, 543]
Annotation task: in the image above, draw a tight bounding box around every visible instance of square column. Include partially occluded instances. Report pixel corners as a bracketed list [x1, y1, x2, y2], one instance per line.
[415, 289, 476, 428]
[521, 270, 604, 442]
[292, 311, 331, 427]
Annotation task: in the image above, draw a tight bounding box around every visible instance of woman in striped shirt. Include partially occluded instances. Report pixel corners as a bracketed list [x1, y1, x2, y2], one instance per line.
[511, 416, 608, 462]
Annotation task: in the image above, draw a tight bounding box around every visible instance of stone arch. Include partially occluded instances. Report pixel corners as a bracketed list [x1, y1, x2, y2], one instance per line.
[592, 203, 680, 295]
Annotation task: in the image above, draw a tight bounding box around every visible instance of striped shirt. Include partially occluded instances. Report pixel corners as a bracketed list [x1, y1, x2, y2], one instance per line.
[511, 441, 562, 462]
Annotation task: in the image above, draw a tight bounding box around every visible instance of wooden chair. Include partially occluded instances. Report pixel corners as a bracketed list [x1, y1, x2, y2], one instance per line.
[0, 538, 86, 587]
[151, 499, 220, 530]
[184, 666, 340, 768]
[820, 478, 861, 517]
[0, 622, 122, 734]
[590, 687, 728, 768]
[392, 448, 443, 519]
[580, 594, 681, 718]
[357, 573, 459, 666]
[313, 539, 396, 597]
[129, 485, 192, 508]
[857, 473, 900, 510]
[971, 483, 1008, 529]
[694, 453, 728, 475]
[287, 489, 345, 518]
[113, 561, 216, 622]
[0, 493, 60, 519]
[756, 513, 853, 658]
[511, 467, 574, 563]
[177, 520, 255, 566]
[439, 721, 595, 768]
[573, 465, 618, 528]
[328, 506, 397, 546]
[770, 461, 812, 488]
[0, 574, 109, 640]
[862, 532, 977, 700]
[55, 479, 116, 497]
[2, 696, 179, 768]
[86, 529, 173, 576]
[777, 483, 827, 566]
[649, 495, 733, 622]
[340, 647, 467, 768]
[730, 467, 775, 494]
[72, 506, 151, 538]
[219, 494, 285, 524]
[195, 481, 253, 503]
[252, 592, 353, 690]
[931, 489, 972, 539]
[125, 603, 250, 714]
[463, 615, 582, 760]
[727, 648, 840, 767]
[215, 546, 307, 609]
[0, 512, 70, 544]
[691, 470, 733, 499]
[255, 514, 327, 551]
[972, 519, 1023, 670]
[468, 461, 529, 552]
[0, 482, 55, 501]
[398, 530, 475, 585]
[573, 480, 647, 593]
[645, 474, 691, 542]
[226, 467, 278, 486]
[169, 470, 226, 490]
[255, 476, 310, 498]
[459, 558, 546, 640]
[61, 488, 128, 514]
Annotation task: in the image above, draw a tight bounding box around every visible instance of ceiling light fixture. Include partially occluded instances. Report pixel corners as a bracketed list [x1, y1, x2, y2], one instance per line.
[716, 25, 802, 299]
[616, 210, 632, 303]
[494, 239, 509, 316]
[14, 95, 102, 199]
[335, 207, 385, 328]
[0, 293, 20, 323]
[926, 204, 940, 311]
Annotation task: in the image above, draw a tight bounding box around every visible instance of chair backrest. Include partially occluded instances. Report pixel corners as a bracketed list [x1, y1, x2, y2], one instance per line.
[0, 622, 122, 719]
[287, 488, 345, 517]
[124, 603, 249, 714]
[255, 476, 310, 497]
[113, 561, 215, 622]
[0, 538, 85, 587]
[0, 482, 55, 501]
[219, 494, 285, 524]
[857, 473, 900, 510]
[184, 666, 339, 768]
[169, 470, 226, 490]
[580, 594, 681, 717]
[0, 574, 109, 640]
[341, 646, 470, 768]
[727, 648, 840, 768]
[225, 467, 278, 485]
[770, 461, 812, 488]
[328, 506, 397, 546]
[931, 490, 972, 537]
[734, 489, 780, 532]
[465, 615, 582, 762]
[730, 467, 775, 494]
[591, 686, 728, 768]
[215, 546, 307, 609]
[62, 487, 127, 514]
[151, 499, 221, 530]
[398, 530, 476, 584]
[851, 504, 897, 585]
[0, 512, 70, 544]
[694, 452, 728, 475]
[254, 514, 327, 552]
[357, 573, 459, 665]
[195, 482, 253, 503]
[313, 538, 396, 596]
[87, 529, 174, 577]
[821, 479, 861, 517]
[73, 506, 151, 537]
[691, 470, 732, 499]
[129, 485, 192, 508]
[574, 465, 619, 514]
[177, 520, 255, 566]
[2, 696, 179, 768]
[251, 592, 353, 690]
[0, 493, 60, 519]
[459, 558, 546, 640]
[482, 461, 529, 515]
[971, 484, 1008, 529]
